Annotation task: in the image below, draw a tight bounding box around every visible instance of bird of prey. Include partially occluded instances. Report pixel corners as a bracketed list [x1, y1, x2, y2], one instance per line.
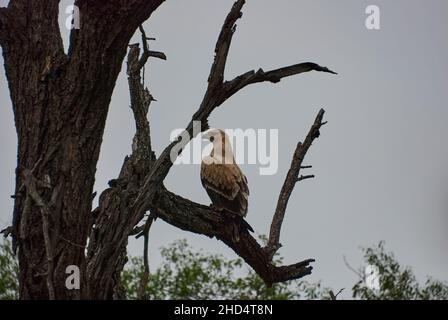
[201, 129, 253, 238]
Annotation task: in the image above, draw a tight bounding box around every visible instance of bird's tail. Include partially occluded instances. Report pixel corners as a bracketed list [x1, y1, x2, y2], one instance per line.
[223, 211, 254, 242]
[238, 217, 254, 233]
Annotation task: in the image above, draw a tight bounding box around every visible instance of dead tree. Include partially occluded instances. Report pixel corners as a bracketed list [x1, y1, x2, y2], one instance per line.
[0, 0, 336, 299]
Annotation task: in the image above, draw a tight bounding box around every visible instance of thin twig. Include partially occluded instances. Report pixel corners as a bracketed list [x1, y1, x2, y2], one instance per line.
[297, 174, 315, 182]
[343, 255, 364, 279]
[329, 288, 344, 300]
[48, 227, 85, 249]
[130, 225, 145, 236]
[0, 226, 13, 238]
[0, 7, 11, 41]
[137, 213, 155, 300]
[127, 2, 334, 284]
[92, 0, 336, 290]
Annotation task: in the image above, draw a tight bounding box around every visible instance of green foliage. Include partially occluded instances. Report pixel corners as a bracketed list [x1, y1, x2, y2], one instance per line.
[121, 239, 330, 300]
[352, 241, 448, 300]
[1, 237, 447, 300]
[0, 239, 19, 300]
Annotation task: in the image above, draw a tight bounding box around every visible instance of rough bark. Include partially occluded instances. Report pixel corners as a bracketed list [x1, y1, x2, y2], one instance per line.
[1, 0, 335, 299]
[1, 0, 164, 299]
[86, 40, 158, 299]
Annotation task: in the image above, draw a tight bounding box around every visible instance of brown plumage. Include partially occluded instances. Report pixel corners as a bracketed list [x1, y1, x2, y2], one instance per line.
[201, 129, 252, 235]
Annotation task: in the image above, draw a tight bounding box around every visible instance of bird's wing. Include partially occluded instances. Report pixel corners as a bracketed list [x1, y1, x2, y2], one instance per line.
[236, 165, 249, 196]
[200, 161, 240, 200]
[201, 160, 249, 216]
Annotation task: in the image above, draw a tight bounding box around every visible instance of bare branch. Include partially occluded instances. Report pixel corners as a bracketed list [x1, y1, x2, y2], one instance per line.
[23, 169, 55, 300]
[153, 188, 314, 286]
[0, 226, 13, 238]
[148, 50, 167, 60]
[221, 63, 337, 104]
[329, 288, 344, 300]
[207, 0, 245, 90]
[265, 109, 326, 260]
[297, 174, 315, 182]
[127, 40, 158, 162]
[135, 213, 156, 240]
[130, 225, 145, 236]
[0, 8, 9, 38]
[136, 25, 167, 71]
[137, 213, 155, 300]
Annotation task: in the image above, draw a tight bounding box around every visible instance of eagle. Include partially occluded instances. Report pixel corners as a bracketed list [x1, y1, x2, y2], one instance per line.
[200, 129, 253, 237]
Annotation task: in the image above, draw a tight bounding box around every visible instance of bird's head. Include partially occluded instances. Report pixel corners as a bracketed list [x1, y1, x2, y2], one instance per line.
[202, 129, 227, 145]
[202, 129, 234, 162]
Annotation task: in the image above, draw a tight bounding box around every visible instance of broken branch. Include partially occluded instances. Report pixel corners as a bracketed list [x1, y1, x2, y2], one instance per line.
[207, 0, 245, 90]
[222, 63, 336, 104]
[136, 25, 167, 71]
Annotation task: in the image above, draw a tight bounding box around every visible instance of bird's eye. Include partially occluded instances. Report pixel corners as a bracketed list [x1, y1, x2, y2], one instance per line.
[209, 136, 214, 142]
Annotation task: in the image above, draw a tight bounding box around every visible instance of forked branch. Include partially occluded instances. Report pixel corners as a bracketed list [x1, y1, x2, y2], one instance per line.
[136, 25, 166, 71]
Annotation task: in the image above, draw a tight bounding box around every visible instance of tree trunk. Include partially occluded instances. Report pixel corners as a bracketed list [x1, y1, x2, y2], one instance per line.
[0, 0, 164, 299]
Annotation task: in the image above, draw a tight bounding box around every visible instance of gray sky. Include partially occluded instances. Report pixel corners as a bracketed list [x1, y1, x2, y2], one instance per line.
[1, 0, 447, 298]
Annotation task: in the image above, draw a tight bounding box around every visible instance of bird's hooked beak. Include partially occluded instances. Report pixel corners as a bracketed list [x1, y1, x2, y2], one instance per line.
[202, 131, 210, 141]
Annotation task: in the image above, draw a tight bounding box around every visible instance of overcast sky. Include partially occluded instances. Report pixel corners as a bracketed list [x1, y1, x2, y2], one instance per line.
[1, 0, 447, 298]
